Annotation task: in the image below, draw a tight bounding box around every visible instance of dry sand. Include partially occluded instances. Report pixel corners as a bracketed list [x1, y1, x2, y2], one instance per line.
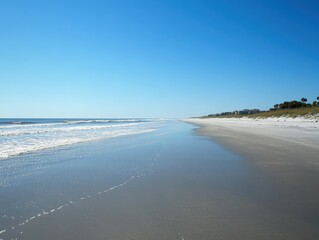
[184, 117, 319, 167]
[184, 117, 319, 238]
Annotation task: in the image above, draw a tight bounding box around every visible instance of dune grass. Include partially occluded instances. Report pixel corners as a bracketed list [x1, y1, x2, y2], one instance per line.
[202, 107, 319, 119]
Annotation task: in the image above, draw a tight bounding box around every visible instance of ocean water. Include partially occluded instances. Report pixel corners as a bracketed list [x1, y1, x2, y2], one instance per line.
[0, 118, 160, 160]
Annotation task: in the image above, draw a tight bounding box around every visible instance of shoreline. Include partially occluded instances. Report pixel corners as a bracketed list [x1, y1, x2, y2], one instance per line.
[2, 120, 319, 239]
[184, 117, 319, 232]
[184, 117, 319, 166]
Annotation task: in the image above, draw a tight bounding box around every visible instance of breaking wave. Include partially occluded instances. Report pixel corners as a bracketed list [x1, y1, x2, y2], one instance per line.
[0, 119, 159, 160]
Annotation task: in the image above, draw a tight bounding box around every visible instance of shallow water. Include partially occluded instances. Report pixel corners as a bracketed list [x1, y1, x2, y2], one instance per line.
[0, 121, 318, 240]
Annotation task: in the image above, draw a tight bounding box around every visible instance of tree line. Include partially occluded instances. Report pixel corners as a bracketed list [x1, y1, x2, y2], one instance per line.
[269, 96, 319, 111]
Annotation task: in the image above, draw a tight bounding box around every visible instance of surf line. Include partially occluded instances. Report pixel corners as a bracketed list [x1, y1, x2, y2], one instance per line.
[15, 175, 138, 226]
[7, 151, 162, 237]
[2, 146, 164, 239]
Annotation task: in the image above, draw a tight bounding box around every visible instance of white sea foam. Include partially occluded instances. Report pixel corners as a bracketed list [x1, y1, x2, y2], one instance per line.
[0, 122, 141, 137]
[64, 119, 140, 124]
[0, 120, 160, 160]
[178, 233, 185, 240]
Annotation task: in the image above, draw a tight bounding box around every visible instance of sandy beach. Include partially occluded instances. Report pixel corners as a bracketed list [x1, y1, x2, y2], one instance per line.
[185, 117, 319, 238]
[185, 117, 319, 166]
[1, 120, 319, 239]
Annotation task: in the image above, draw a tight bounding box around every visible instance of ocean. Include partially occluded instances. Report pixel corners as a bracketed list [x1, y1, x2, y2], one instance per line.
[0, 118, 160, 160]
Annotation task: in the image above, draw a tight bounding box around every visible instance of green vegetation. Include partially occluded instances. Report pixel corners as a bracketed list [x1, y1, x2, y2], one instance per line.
[201, 107, 319, 119]
[202, 96, 319, 119]
[269, 98, 314, 110]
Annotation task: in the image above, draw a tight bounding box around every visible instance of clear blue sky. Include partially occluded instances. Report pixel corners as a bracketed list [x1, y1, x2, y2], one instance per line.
[1, 0, 318, 118]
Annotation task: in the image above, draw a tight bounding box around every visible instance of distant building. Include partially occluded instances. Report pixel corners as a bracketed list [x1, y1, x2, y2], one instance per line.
[206, 109, 261, 117]
[239, 109, 260, 115]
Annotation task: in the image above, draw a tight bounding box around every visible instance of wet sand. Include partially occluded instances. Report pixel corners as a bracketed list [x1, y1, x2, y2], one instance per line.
[1, 120, 319, 239]
[185, 118, 319, 238]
